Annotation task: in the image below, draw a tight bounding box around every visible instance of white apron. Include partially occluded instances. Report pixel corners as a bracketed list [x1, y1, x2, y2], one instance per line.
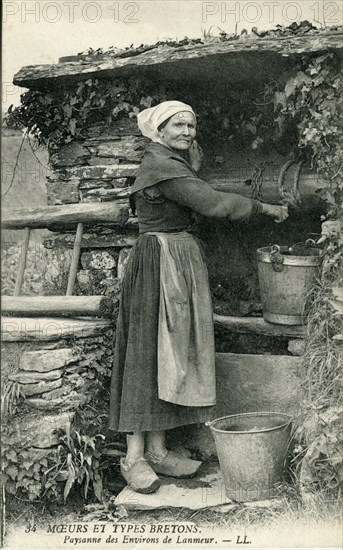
[147, 231, 216, 407]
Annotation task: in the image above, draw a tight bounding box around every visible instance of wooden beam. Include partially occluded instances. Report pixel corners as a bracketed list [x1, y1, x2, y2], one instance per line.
[66, 222, 83, 295]
[1, 317, 113, 341]
[2, 203, 129, 229]
[208, 173, 326, 206]
[213, 313, 306, 338]
[14, 227, 31, 296]
[1, 296, 114, 317]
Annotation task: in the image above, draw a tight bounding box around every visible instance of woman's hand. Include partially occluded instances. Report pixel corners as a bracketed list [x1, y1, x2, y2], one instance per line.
[262, 203, 289, 223]
[189, 140, 203, 172]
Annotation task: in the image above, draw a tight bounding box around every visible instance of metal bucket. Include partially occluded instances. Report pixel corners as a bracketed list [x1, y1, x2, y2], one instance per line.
[257, 244, 322, 325]
[207, 412, 292, 502]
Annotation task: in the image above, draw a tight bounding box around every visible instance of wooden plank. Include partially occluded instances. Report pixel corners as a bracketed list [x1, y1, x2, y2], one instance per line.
[1, 296, 114, 318]
[213, 313, 306, 338]
[66, 222, 83, 295]
[1, 317, 113, 341]
[14, 227, 31, 296]
[13, 32, 343, 89]
[2, 203, 129, 229]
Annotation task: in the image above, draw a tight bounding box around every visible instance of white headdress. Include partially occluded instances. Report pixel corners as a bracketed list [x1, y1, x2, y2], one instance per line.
[137, 100, 196, 141]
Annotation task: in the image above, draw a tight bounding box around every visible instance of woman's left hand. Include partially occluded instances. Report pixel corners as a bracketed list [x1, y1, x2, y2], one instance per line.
[189, 141, 203, 172]
[262, 204, 289, 223]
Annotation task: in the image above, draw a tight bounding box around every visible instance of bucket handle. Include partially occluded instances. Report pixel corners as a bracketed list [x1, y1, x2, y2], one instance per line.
[270, 244, 284, 272]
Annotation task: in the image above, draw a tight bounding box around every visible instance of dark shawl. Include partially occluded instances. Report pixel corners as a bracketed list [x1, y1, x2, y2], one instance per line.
[131, 142, 198, 195]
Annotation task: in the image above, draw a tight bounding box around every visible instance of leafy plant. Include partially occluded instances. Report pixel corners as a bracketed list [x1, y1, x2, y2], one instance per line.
[1, 381, 23, 419]
[295, 408, 343, 500]
[1, 438, 57, 502]
[44, 422, 105, 502]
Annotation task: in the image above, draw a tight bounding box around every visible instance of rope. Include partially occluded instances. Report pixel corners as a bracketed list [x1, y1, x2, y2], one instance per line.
[251, 162, 265, 201]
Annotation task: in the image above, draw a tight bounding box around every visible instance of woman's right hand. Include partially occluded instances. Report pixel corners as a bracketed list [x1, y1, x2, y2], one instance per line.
[262, 204, 289, 223]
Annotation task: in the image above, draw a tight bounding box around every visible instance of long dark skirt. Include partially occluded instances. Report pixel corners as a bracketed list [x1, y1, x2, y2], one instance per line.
[108, 233, 215, 433]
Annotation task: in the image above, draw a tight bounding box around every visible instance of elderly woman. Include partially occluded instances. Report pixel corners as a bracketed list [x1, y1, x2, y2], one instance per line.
[109, 101, 288, 494]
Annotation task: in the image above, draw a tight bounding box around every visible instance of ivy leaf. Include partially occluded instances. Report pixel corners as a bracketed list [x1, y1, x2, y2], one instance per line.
[33, 462, 41, 474]
[140, 95, 153, 108]
[22, 459, 34, 470]
[6, 450, 17, 462]
[63, 105, 72, 119]
[315, 54, 330, 65]
[6, 465, 19, 480]
[69, 119, 77, 136]
[274, 92, 286, 109]
[285, 71, 311, 97]
[6, 481, 16, 494]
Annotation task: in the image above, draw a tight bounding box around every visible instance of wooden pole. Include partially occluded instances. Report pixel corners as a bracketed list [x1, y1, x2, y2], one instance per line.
[14, 227, 31, 296]
[1, 295, 114, 317]
[66, 223, 83, 296]
[2, 203, 129, 229]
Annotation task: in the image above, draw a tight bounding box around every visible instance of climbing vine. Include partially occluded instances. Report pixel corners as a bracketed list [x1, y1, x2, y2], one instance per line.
[276, 52, 343, 219]
[5, 76, 167, 149]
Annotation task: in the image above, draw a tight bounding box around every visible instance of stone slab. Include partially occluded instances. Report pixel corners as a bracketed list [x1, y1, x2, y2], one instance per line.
[1, 317, 112, 341]
[115, 461, 231, 511]
[44, 232, 137, 249]
[9, 368, 62, 383]
[46, 180, 80, 205]
[288, 339, 306, 355]
[14, 33, 343, 91]
[50, 141, 90, 167]
[11, 411, 74, 448]
[26, 393, 87, 411]
[19, 378, 63, 397]
[51, 164, 139, 181]
[19, 348, 80, 371]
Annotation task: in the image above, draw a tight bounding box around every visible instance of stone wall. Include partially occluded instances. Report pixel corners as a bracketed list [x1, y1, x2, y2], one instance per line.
[1, 316, 114, 500]
[43, 119, 144, 303]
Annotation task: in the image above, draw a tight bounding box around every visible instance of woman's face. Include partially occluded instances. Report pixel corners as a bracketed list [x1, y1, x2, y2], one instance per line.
[158, 112, 196, 151]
